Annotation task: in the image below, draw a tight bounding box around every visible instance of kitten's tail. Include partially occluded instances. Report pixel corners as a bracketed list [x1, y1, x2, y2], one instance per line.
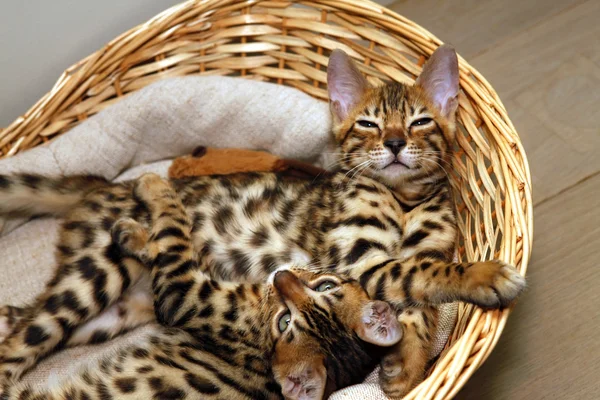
[0, 174, 109, 217]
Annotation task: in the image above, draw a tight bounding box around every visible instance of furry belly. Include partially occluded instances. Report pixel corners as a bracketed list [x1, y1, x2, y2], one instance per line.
[191, 221, 313, 282]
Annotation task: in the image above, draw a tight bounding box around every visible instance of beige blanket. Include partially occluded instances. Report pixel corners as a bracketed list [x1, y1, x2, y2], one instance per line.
[0, 76, 455, 398]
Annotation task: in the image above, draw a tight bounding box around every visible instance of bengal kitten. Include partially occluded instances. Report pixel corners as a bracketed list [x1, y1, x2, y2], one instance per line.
[1, 174, 402, 399]
[0, 44, 525, 398]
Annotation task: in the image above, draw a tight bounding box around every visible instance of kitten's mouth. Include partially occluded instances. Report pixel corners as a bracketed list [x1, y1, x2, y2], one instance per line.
[383, 160, 410, 170]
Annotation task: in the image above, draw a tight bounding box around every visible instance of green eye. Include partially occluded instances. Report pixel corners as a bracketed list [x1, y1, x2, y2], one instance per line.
[357, 120, 378, 129]
[314, 280, 337, 292]
[278, 312, 291, 332]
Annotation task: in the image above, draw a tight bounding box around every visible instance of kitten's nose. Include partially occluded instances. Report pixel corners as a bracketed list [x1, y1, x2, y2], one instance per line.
[384, 139, 407, 156]
[273, 270, 309, 304]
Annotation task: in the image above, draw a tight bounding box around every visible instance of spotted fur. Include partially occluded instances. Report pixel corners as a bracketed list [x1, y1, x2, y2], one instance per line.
[1, 174, 401, 399]
[0, 45, 525, 398]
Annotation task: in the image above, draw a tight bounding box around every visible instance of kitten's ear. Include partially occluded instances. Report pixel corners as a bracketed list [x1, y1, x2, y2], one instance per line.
[416, 44, 459, 118]
[280, 360, 326, 400]
[355, 301, 402, 346]
[327, 49, 369, 122]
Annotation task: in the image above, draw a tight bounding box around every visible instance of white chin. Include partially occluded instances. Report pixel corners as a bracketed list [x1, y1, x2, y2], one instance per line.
[377, 164, 411, 183]
[384, 163, 408, 172]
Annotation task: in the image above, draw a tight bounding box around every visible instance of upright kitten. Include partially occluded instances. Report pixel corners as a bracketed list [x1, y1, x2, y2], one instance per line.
[1, 174, 402, 399]
[0, 45, 525, 398]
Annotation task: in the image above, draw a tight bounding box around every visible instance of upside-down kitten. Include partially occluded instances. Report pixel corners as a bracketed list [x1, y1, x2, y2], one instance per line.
[1, 174, 402, 399]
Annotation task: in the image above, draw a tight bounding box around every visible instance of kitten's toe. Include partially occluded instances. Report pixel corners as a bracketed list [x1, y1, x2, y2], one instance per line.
[465, 261, 526, 308]
[133, 173, 172, 202]
[137, 173, 163, 188]
[111, 218, 148, 254]
[379, 357, 423, 399]
[493, 263, 526, 306]
[378, 338, 427, 399]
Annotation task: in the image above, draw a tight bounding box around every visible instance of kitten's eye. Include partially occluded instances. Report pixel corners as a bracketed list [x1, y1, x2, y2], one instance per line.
[278, 312, 291, 332]
[410, 118, 433, 127]
[357, 120, 378, 129]
[314, 280, 338, 292]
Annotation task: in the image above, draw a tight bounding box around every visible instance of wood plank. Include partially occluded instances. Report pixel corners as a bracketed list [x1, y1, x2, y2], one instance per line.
[508, 56, 600, 203]
[459, 173, 600, 399]
[470, 0, 599, 99]
[503, 99, 600, 204]
[387, 0, 582, 58]
[468, 0, 600, 204]
[512, 56, 600, 154]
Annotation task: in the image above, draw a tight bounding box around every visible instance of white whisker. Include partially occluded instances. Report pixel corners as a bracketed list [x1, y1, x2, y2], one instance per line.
[350, 160, 373, 181]
[324, 153, 369, 171]
[340, 160, 372, 188]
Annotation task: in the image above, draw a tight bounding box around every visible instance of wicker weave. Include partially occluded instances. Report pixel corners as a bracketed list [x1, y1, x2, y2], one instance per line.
[0, 1, 532, 398]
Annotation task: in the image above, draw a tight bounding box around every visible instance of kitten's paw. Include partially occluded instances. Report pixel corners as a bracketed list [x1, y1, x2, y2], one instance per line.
[133, 173, 171, 202]
[111, 218, 148, 254]
[379, 353, 424, 399]
[464, 261, 526, 308]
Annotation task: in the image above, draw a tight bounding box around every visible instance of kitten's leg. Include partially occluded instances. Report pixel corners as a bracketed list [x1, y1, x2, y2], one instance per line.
[67, 278, 154, 346]
[345, 255, 524, 398]
[0, 250, 146, 383]
[347, 256, 525, 310]
[114, 175, 203, 330]
[0, 286, 153, 349]
[114, 174, 240, 333]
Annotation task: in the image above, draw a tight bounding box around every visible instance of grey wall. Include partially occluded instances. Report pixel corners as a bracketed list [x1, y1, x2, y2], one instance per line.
[0, 0, 392, 128]
[0, 0, 178, 127]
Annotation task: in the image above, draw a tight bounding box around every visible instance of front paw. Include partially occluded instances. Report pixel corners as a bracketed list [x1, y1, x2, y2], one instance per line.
[464, 261, 526, 308]
[133, 174, 172, 203]
[111, 218, 148, 254]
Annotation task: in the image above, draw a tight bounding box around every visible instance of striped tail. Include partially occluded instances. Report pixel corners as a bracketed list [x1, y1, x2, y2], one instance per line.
[0, 174, 109, 218]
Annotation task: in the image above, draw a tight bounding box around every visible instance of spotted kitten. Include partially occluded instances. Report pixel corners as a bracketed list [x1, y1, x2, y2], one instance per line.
[1, 174, 402, 399]
[0, 45, 525, 398]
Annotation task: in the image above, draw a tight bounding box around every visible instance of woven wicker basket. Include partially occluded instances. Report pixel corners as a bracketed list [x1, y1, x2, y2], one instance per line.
[0, 0, 532, 398]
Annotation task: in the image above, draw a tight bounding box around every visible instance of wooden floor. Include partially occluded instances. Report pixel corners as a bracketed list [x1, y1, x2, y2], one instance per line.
[387, 0, 600, 398]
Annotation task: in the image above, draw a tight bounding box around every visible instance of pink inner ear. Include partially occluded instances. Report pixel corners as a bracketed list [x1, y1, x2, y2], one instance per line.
[415, 44, 459, 117]
[327, 49, 368, 122]
[357, 301, 402, 346]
